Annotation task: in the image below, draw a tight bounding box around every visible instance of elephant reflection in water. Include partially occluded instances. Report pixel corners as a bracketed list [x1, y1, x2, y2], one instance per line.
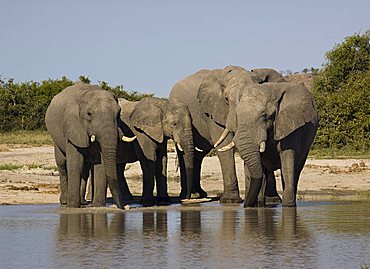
[242, 208, 316, 267]
[142, 211, 168, 236]
[56, 213, 126, 267]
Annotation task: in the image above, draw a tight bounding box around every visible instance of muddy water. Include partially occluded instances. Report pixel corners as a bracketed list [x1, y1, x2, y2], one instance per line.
[0, 201, 369, 269]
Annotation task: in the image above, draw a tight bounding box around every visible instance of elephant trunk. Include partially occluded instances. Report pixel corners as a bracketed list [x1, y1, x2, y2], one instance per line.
[181, 129, 195, 199]
[100, 128, 125, 209]
[236, 130, 263, 207]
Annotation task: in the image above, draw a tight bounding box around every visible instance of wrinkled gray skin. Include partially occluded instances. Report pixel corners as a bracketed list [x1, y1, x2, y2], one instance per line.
[198, 67, 318, 207]
[116, 97, 195, 206]
[45, 83, 125, 209]
[169, 66, 283, 203]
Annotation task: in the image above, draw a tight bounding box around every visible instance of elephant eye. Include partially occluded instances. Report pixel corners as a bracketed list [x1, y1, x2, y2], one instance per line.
[261, 112, 268, 120]
[224, 96, 229, 105]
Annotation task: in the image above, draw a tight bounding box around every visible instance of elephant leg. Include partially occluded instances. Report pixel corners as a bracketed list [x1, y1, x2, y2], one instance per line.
[216, 144, 242, 204]
[54, 145, 67, 205]
[155, 149, 170, 204]
[178, 149, 187, 198]
[140, 159, 156, 207]
[211, 126, 242, 203]
[66, 143, 84, 208]
[179, 150, 207, 199]
[280, 149, 296, 207]
[118, 163, 133, 202]
[264, 169, 282, 205]
[92, 163, 107, 207]
[86, 168, 94, 202]
[192, 154, 207, 198]
[80, 162, 92, 205]
[257, 169, 266, 207]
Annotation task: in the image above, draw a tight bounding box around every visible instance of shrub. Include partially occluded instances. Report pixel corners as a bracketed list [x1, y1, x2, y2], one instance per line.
[312, 31, 370, 151]
[0, 76, 153, 132]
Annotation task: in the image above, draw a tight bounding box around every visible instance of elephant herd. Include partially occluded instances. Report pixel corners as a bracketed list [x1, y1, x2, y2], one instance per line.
[45, 65, 318, 209]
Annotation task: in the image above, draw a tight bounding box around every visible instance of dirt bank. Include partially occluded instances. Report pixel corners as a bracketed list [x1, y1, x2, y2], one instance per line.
[0, 146, 369, 205]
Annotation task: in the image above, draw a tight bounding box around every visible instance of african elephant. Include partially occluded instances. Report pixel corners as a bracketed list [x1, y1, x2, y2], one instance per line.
[115, 97, 195, 206]
[45, 82, 134, 208]
[169, 65, 285, 203]
[198, 77, 318, 207]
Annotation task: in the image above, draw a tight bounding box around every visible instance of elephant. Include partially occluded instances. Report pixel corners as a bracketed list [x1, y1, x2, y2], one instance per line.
[198, 73, 318, 207]
[169, 65, 285, 203]
[114, 97, 195, 206]
[45, 82, 135, 208]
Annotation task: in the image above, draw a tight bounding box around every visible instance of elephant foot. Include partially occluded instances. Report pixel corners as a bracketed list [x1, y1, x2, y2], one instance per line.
[282, 201, 297, 207]
[196, 188, 208, 198]
[265, 195, 282, 206]
[219, 193, 243, 204]
[123, 194, 134, 203]
[141, 197, 155, 207]
[282, 193, 296, 207]
[59, 194, 67, 205]
[66, 203, 81, 208]
[92, 199, 106, 207]
[243, 199, 258, 208]
[81, 199, 90, 206]
[156, 196, 170, 205]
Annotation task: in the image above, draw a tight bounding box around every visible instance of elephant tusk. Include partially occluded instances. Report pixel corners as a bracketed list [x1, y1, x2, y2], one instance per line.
[259, 141, 266, 153]
[195, 147, 203, 152]
[176, 143, 184, 152]
[121, 135, 136, 142]
[90, 135, 96, 142]
[217, 141, 235, 152]
[214, 128, 230, 148]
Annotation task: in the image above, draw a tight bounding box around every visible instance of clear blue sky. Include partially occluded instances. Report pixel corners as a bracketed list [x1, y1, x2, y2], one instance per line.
[1, 0, 369, 97]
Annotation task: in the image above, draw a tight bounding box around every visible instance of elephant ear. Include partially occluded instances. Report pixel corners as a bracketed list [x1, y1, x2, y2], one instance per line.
[197, 72, 228, 127]
[64, 100, 89, 148]
[251, 68, 285, 83]
[129, 99, 164, 143]
[274, 84, 318, 141]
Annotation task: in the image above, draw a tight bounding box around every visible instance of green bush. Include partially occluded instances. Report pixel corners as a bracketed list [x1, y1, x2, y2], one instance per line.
[0, 77, 73, 132]
[312, 31, 370, 151]
[0, 76, 153, 132]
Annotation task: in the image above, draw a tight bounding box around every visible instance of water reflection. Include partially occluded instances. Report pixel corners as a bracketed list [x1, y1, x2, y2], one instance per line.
[1, 201, 370, 268]
[54, 207, 317, 268]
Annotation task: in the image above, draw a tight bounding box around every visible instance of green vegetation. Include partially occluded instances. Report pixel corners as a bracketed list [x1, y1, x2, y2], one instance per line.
[0, 163, 24, 170]
[308, 147, 370, 159]
[0, 76, 153, 132]
[312, 31, 370, 152]
[0, 162, 56, 171]
[0, 130, 53, 145]
[1, 32, 369, 158]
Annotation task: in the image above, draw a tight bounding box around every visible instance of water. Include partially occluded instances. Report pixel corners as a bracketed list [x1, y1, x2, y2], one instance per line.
[0, 200, 370, 269]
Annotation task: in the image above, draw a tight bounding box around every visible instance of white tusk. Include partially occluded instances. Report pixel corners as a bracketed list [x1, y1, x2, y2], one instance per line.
[176, 143, 184, 152]
[214, 128, 230, 148]
[90, 135, 96, 142]
[259, 141, 266, 153]
[217, 141, 235, 152]
[122, 135, 136, 142]
[195, 147, 203, 152]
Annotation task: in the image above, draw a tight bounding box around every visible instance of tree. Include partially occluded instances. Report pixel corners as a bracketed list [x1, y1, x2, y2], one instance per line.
[312, 31, 370, 150]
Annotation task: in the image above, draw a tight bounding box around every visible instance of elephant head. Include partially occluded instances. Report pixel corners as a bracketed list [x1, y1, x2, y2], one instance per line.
[223, 82, 318, 206]
[197, 66, 284, 147]
[129, 98, 195, 199]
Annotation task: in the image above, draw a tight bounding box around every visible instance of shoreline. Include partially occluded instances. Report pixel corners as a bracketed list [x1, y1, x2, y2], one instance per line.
[1, 145, 369, 205]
